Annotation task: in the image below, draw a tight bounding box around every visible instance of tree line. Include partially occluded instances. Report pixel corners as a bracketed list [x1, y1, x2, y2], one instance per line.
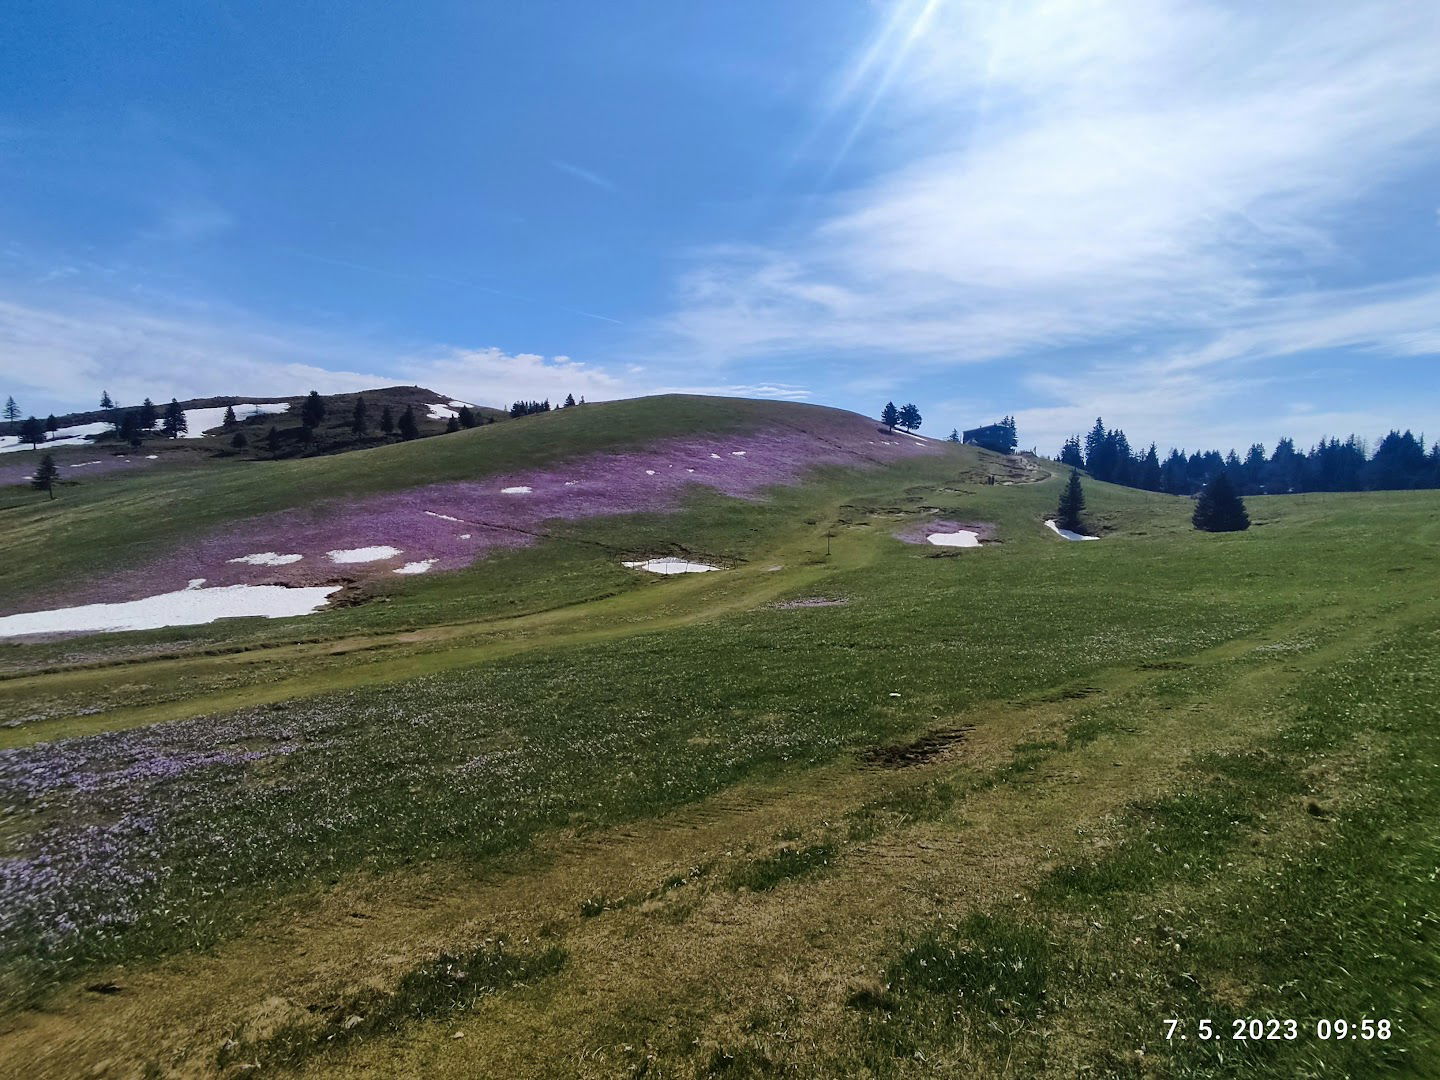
[1058, 418, 1440, 495]
[509, 393, 582, 417]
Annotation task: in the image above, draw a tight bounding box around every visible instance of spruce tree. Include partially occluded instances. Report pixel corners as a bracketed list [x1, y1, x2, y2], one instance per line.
[948, 428, 960, 443]
[230, 430, 248, 450]
[222, 405, 238, 428]
[380, 405, 396, 434]
[3, 396, 19, 432]
[1058, 435, 1084, 468]
[564, 393, 576, 408]
[266, 425, 282, 455]
[881, 401, 898, 432]
[32, 453, 59, 499]
[45, 414, 59, 434]
[999, 415, 1018, 454]
[398, 405, 419, 440]
[162, 399, 187, 438]
[100, 390, 114, 410]
[1192, 470, 1250, 532]
[445, 417, 460, 432]
[120, 411, 143, 447]
[897, 403, 922, 433]
[1055, 469, 1087, 533]
[301, 390, 326, 429]
[351, 396, 368, 436]
[19, 416, 45, 448]
[140, 398, 158, 429]
[457, 406, 476, 428]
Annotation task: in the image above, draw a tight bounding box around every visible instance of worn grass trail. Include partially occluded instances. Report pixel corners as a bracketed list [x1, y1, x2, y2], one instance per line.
[0, 585, 1424, 1078]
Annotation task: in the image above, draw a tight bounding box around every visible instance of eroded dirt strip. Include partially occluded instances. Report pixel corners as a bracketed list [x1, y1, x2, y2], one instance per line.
[0, 608, 1373, 1079]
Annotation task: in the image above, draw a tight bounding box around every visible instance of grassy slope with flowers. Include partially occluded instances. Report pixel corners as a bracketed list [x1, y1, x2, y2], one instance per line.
[0, 395, 1437, 1077]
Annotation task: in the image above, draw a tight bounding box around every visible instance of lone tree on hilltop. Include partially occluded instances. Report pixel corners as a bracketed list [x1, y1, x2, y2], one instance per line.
[380, 405, 396, 435]
[351, 396, 369, 436]
[100, 390, 114, 410]
[457, 405, 476, 428]
[301, 390, 326, 430]
[1192, 470, 1250, 532]
[1056, 469, 1087, 534]
[19, 416, 45, 448]
[881, 401, 898, 432]
[32, 453, 59, 499]
[222, 405, 238, 428]
[897, 403, 922, 433]
[397, 405, 419, 440]
[162, 399, 188, 438]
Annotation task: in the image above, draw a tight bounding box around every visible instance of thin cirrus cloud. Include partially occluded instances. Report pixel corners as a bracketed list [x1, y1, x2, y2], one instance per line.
[550, 159, 619, 193]
[657, 0, 1440, 447]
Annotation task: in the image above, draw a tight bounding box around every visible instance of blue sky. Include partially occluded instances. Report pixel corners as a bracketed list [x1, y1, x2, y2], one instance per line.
[2, 0, 1438, 455]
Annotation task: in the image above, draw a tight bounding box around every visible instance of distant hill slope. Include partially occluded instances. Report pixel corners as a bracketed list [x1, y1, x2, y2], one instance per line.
[0, 395, 946, 613]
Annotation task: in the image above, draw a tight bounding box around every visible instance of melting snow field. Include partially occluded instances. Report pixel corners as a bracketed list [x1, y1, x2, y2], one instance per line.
[227, 552, 304, 566]
[427, 403, 459, 420]
[183, 402, 289, 437]
[0, 584, 341, 638]
[326, 545, 403, 563]
[622, 558, 719, 575]
[394, 560, 436, 575]
[0, 422, 111, 454]
[926, 530, 981, 548]
[1045, 520, 1099, 542]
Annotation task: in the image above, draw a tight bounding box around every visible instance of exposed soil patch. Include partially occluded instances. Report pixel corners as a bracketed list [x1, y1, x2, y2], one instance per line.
[894, 519, 998, 546]
[864, 725, 976, 768]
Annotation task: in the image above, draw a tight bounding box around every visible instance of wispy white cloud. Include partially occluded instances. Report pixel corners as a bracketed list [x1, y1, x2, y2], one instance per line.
[659, 0, 1440, 428]
[551, 159, 618, 193]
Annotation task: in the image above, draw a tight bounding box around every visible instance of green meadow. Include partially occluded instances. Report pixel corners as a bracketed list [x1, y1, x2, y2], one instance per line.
[0, 397, 1435, 1078]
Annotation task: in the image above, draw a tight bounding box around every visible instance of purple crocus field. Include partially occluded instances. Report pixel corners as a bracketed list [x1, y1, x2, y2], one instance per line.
[5, 422, 938, 614]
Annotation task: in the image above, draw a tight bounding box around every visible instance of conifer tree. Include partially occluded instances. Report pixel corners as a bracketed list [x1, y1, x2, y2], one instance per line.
[948, 428, 960, 443]
[32, 453, 59, 499]
[351, 396, 368, 436]
[19, 416, 45, 448]
[380, 405, 396, 434]
[162, 399, 187, 438]
[266, 425, 282, 455]
[100, 390, 114, 410]
[1058, 435, 1084, 468]
[230, 430, 248, 450]
[564, 393, 576, 408]
[1056, 469, 1087, 533]
[998, 415, 1018, 454]
[301, 390, 326, 429]
[881, 401, 898, 432]
[1192, 470, 1250, 532]
[222, 405, 238, 428]
[119, 411, 142, 447]
[3, 396, 19, 431]
[398, 405, 419, 440]
[897, 403, 922, 433]
[457, 406, 476, 428]
[139, 398, 158, 429]
[45, 415, 59, 434]
[446, 417, 460, 433]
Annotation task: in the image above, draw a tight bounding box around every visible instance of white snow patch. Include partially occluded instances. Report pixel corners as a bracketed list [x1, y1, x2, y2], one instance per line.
[501, 486, 531, 494]
[394, 559, 436, 575]
[730, 451, 747, 456]
[0, 583, 341, 638]
[145, 454, 159, 460]
[67, 460, 104, 468]
[458, 533, 472, 539]
[622, 558, 719, 575]
[1044, 520, 1099, 542]
[563, 480, 579, 486]
[0, 421, 111, 454]
[424, 511, 463, 522]
[447, 400, 471, 408]
[326, 545, 403, 563]
[645, 469, 656, 476]
[709, 453, 722, 459]
[186, 579, 206, 590]
[686, 468, 696, 473]
[184, 402, 289, 437]
[427, 403, 458, 421]
[227, 552, 304, 566]
[926, 530, 981, 548]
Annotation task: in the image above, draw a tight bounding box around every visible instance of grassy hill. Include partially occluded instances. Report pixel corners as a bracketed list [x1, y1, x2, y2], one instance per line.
[0, 394, 1436, 1077]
